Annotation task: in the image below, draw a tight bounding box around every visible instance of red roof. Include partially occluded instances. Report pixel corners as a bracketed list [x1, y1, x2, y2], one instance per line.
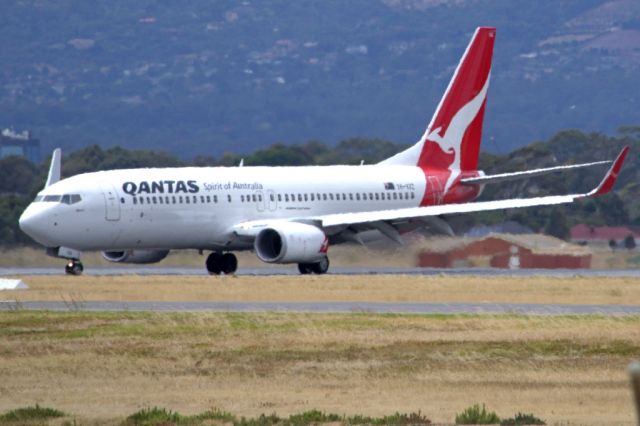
[570, 224, 640, 241]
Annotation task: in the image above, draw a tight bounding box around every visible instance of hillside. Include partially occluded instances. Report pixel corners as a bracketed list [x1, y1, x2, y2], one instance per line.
[1, 0, 640, 158]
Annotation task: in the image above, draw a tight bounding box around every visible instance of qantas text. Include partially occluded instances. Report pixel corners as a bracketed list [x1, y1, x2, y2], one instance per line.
[122, 180, 199, 195]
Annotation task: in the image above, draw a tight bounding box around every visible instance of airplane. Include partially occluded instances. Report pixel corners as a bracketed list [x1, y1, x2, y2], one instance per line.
[18, 27, 629, 275]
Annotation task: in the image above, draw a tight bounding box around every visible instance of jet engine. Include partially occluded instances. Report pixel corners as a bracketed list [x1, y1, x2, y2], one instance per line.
[101, 249, 170, 264]
[254, 222, 328, 263]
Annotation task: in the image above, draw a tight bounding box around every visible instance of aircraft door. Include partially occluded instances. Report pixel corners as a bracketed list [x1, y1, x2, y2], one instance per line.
[101, 182, 121, 221]
[267, 190, 277, 211]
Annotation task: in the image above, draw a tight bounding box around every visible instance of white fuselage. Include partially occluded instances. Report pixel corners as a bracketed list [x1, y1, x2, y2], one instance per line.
[20, 164, 428, 252]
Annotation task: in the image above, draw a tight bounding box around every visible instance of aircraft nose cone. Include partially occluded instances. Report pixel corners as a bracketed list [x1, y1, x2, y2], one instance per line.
[19, 204, 56, 246]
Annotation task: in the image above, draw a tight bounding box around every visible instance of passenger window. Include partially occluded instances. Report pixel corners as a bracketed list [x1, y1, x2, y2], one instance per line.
[172, 196, 176, 204]
[375, 193, 379, 200]
[241, 195, 245, 202]
[146, 197, 151, 204]
[166, 196, 170, 204]
[369, 193, 373, 200]
[277, 194, 282, 202]
[193, 196, 197, 203]
[152, 196, 157, 204]
[304, 194, 308, 202]
[140, 197, 144, 205]
[252, 194, 256, 202]
[214, 195, 218, 203]
[310, 194, 314, 201]
[270, 194, 275, 202]
[349, 194, 353, 201]
[258, 194, 262, 202]
[159, 197, 163, 204]
[323, 194, 327, 201]
[356, 193, 360, 201]
[179, 196, 183, 203]
[201, 196, 206, 203]
[186, 197, 190, 204]
[227, 195, 232, 202]
[206, 196, 211, 203]
[393, 193, 397, 200]
[285, 194, 289, 202]
[343, 194, 347, 200]
[298, 194, 302, 202]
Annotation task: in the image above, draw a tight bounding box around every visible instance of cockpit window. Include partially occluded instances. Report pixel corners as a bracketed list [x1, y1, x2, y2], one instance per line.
[36, 194, 82, 204]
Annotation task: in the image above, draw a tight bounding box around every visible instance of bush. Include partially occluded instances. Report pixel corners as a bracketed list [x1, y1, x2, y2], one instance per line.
[0, 404, 66, 422]
[124, 407, 183, 425]
[455, 404, 501, 424]
[501, 413, 546, 425]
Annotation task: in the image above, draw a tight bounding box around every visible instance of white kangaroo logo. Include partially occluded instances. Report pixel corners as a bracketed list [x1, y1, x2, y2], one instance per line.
[425, 74, 490, 194]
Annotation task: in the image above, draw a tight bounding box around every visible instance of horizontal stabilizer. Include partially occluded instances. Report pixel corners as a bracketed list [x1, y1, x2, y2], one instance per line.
[461, 160, 612, 185]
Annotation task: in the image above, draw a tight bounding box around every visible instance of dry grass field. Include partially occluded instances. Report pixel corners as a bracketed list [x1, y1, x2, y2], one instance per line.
[2, 245, 640, 425]
[1, 311, 639, 425]
[2, 274, 640, 306]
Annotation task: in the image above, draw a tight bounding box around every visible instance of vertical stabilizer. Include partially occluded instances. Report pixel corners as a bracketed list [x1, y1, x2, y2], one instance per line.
[381, 27, 495, 173]
[45, 148, 62, 187]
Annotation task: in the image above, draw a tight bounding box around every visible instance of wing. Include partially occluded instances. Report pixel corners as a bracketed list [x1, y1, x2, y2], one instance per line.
[315, 146, 628, 229]
[232, 147, 628, 243]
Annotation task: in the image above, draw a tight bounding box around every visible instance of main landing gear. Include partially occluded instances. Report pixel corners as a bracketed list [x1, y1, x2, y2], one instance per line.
[298, 256, 329, 275]
[206, 252, 238, 275]
[64, 259, 84, 276]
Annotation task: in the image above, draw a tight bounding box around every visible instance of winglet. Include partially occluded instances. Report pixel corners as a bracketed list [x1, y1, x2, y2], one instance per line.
[45, 148, 62, 187]
[585, 146, 629, 198]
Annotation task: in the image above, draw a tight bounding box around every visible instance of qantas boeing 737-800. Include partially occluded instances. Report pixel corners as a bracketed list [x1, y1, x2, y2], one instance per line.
[18, 27, 629, 275]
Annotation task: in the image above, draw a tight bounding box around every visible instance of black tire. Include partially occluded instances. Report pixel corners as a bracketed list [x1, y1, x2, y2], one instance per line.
[206, 252, 222, 275]
[298, 263, 313, 274]
[65, 260, 83, 276]
[221, 253, 238, 275]
[310, 257, 329, 274]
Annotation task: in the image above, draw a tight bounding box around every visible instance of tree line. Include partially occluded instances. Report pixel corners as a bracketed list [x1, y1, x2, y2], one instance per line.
[1, 129, 639, 247]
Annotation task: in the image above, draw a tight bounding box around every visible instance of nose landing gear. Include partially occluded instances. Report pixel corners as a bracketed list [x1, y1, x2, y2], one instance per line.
[206, 252, 238, 275]
[64, 259, 84, 275]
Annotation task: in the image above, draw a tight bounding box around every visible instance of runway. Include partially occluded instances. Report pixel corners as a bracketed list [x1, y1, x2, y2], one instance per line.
[2, 266, 640, 277]
[1, 300, 640, 315]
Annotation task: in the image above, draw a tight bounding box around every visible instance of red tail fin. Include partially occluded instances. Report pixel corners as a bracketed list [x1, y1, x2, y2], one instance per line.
[381, 27, 495, 173]
[420, 27, 495, 171]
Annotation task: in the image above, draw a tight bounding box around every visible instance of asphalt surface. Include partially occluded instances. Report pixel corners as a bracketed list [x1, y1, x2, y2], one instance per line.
[2, 266, 640, 277]
[1, 300, 640, 315]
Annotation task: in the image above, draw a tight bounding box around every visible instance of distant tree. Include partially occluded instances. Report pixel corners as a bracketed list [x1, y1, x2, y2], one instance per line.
[544, 208, 569, 240]
[624, 234, 636, 250]
[0, 156, 42, 195]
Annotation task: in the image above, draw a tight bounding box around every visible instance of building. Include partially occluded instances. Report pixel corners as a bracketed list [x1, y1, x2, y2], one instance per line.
[0, 128, 40, 163]
[417, 234, 592, 269]
[570, 224, 640, 247]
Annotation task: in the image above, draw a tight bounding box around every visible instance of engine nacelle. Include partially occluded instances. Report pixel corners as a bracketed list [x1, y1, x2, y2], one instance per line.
[254, 222, 328, 264]
[101, 249, 170, 264]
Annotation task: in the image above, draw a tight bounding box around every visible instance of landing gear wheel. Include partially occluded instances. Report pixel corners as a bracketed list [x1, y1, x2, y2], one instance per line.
[65, 260, 84, 276]
[310, 257, 329, 275]
[298, 263, 313, 275]
[206, 252, 222, 275]
[221, 253, 238, 275]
